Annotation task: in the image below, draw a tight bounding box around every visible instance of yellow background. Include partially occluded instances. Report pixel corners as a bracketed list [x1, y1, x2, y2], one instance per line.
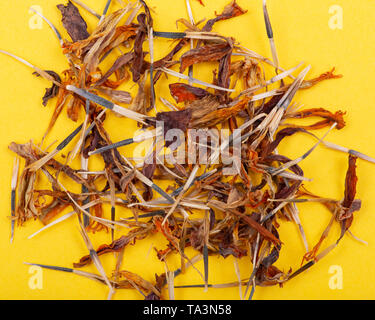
[1, 0, 375, 300]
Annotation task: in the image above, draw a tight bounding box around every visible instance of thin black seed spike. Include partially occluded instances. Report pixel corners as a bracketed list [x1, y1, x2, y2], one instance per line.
[348, 148, 375, 163]
[111, 206, 115, 241]
[170, 169, 218, 197]
[105, 171, 117, 234]
[170, 186, 185, 198]
[263, 0, 280, 77]
[162, 255, 204, 288]
[11, 190, 16, 217]
[148, 25, 156, 113]
[275, 66, 311, 110]
[153, 31, 187, 39]
[270, 122, 336, 177]
[203, 211, 209, 291]
[261, 211, 277, 223]
[248, 284, 256, 300]
[70, 0, 101, 19]
[10, 189, 16, 243]
[262, 0, 274, 39]
[123, 210, 166, 220]
[89, 138, 134, 155]
[10, 157, 18, 243]
[174, 284, 214, 288]
[98, 0, 112, 25]
[150, 63, 155, 110]
[66, 85, 147, 124]
[57, 123, 84, 150]
[85, 98, 90, 114]
[186, 0, 195, 82]
[322, 137, 375, 163]
[29, 8, 63, 43]
[84, 109, 106, 138]
[151, 184, 175, 204]
[82, 185, 90, 227]
[82, 100, 92, 228]
[100, 47, 115, 63]
[78, 223, 114, 299]
[102, 0, 112, 16]
[28, 122, 84, 172]
[173, 269, 182, 278]
[67, 86, 115, 110]
[288, 261, 315, 281]
[203, 244, 209, 289]
[243, 263, 258, 299]
[197, 169, 217, 181]
[174, 281, 251, 289]
[89, 249, 97, 258]
[24, 262, 74, 273]
[0, 49, 61, 86]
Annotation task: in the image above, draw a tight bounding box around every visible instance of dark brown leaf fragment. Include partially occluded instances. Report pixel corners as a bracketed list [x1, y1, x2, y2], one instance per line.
[156, 109, 192, 147]
[57, 1, 90, 42]
[33, 71, 61, 106]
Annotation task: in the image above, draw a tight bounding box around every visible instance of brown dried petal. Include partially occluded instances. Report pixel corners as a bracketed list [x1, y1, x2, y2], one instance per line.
[218, 243, 247, 258]
[180, 43, 232, 73]
[131, 14, 148, 82]
[169, 83, 209, 103]
[98, 87, 132, 104]
[202, 0, 247, 32]
[73, 235, 131, 268]
[342, 155, 358, 209]
[156, 109, 192, 147]
[217, 49, 232, 90]
[142, 154, 157, 180]
[57, 1, 90, 42]
[96, 52, 134, 87]
[290, 108, 346, 130]
[33, 71, 61, 106]
[119, 170, 136, 193]
[265, 154, 304, 177]
[263, 127, 307, 157]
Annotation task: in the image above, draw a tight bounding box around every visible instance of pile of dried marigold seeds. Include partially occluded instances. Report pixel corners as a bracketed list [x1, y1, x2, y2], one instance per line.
[5, 0, 373, 300]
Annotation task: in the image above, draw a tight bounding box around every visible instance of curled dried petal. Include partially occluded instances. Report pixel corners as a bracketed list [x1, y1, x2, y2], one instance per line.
[57, 1, 90, 42]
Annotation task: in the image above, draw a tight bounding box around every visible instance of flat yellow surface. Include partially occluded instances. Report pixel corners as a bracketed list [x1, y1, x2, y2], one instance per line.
[1, 0, 375, 300]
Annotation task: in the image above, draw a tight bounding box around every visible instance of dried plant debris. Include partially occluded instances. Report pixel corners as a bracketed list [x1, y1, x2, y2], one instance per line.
[3, 0, 373, 300]
[57, 1, 90, 42]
